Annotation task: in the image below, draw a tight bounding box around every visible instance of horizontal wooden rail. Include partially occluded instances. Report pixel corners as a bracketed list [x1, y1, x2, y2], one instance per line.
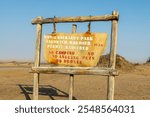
[32, 13, 119, 25]
[31, 67, 118, 76]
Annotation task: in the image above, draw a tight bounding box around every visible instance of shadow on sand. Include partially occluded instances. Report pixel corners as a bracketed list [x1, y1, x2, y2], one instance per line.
[18, 84, 76, 100]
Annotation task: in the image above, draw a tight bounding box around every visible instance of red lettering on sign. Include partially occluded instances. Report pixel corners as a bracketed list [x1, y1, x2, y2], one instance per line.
[56, 51, 75, 55]
[88, 52, 94, 56]
[94, 44, 104, 47]
[82, 56, 94, 60]
[64, 59, 82, 64]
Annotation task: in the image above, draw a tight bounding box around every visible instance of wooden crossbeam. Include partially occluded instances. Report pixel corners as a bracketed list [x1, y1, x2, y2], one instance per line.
[32, 14, 119, 24]
[31, 67, 118, 76]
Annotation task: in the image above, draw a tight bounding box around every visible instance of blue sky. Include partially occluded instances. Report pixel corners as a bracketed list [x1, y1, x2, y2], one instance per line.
[0, 0, 150, 63]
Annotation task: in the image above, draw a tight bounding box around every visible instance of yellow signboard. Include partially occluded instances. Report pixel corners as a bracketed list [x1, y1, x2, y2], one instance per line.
[44, 32, 107, 67]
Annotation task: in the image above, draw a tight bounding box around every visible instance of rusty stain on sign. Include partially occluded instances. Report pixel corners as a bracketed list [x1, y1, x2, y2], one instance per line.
[44, 32, 108, 67]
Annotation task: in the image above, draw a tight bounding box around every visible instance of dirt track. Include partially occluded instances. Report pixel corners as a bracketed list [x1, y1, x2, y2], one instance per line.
[0, 62, 150, 100]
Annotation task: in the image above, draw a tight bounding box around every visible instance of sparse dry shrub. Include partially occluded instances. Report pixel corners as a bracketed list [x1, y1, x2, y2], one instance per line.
[147, 57, 150, 63]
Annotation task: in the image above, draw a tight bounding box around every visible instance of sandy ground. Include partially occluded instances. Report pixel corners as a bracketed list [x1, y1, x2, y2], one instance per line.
[0, 62, 150, 100]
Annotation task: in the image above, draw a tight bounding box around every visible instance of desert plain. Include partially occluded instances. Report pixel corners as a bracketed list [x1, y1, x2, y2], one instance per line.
[0, 55, 150, 100]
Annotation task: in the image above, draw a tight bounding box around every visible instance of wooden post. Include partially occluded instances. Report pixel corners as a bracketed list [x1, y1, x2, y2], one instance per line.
[107, 11, 119, 100]
[33, 16, 43, 100]
[69, 24, 77, 100]
[69, 74, 74, 100]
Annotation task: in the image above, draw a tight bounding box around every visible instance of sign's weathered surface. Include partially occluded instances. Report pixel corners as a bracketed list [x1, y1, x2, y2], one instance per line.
[44, 32, 107, 67]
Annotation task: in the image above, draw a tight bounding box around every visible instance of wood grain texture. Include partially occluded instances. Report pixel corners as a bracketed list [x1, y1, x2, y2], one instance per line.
[69, 24, 77, 100]
[32, 14, 119, 24]
[69, 74, 74, 100]
[107, 11, 119, 100]
[33, 16, 43, 100]
[31, 66, 118, 76]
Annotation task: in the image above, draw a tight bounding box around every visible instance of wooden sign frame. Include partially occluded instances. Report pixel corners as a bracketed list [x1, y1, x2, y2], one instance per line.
[31, 11, 119, 100]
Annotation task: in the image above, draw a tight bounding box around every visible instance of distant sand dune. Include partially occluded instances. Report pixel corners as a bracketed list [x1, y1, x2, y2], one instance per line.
[0, 61, 33, 67]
